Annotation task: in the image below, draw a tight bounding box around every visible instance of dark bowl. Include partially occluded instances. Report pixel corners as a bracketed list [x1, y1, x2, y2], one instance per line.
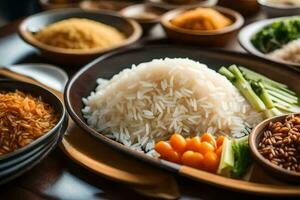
[161, 6, 244, 46]
[80, 0, 133, 11]
[146, 0, 218, 10]
[120, 4, 167, 33]
[0, 123, 58, 170]
[18, 8, 142, 66]
[39, 0, 81, 10]
[249, 114, 300, 183]
[0, 80, 68, 164]
[0, 129, 63, 185]
[218, 0, 259, 17]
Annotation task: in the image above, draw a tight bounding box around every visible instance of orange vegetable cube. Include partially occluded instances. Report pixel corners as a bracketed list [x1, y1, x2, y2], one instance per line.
[170, 133, 187, 153]
[200, 133, 216, 148]
[181, 151, 204, 168]
[197, 141, 215, 155]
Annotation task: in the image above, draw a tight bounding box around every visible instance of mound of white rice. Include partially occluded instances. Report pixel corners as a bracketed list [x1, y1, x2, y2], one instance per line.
[82, 58, 262, 153]
[268, 38, 300, 64]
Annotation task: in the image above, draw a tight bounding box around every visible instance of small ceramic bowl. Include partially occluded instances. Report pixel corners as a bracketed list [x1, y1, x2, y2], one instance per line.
[19, 8, 142, 66]
[161, 6, 244, 46]
[146, 0, 218, 10]
[238, 16, 300, 68]
[120, 4, 167, 33]
[0, 80, 68, 184]
[80, 0, 133, 11]
[258, 0, 300, 18]
[39, 0, 81, 10]
[249, 114, 300, 183]
[218, 0, 259, 17]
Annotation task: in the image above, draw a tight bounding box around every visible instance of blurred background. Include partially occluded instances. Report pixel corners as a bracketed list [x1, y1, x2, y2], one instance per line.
[0, 0, 261, 27]
[0, 0, 40, 25]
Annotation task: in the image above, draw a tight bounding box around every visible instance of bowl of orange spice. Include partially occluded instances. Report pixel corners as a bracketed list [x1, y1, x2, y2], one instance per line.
[161, 6, 244, 46]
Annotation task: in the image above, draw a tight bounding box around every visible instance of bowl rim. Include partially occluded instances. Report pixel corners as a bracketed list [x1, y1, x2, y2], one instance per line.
[120, 3, 167, 23]
[39, 0, 80, 7]
[0, 126, 64, 185]
[0, 79, 68, 161]
[0, 129, 57, 170]
[160, 5, 244, 35]
[146, 0, 218, 10]
[18, 8, 142, 56]
[238, 16, 300, 68]
[249, 113, 300, 178]
[257, 0, 300, 9]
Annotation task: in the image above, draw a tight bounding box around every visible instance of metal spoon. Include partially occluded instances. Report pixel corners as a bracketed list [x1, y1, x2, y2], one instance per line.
[2, 63, 68, 92]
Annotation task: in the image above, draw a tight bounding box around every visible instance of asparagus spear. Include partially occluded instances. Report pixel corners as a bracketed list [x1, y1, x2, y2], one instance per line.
[264, 85, 298, 103]
[239, 67, 288, 89]
[267, 90, 298, 104]
[250, 81, 274, 109]
[269, 95, 293, 108]
[220, 65, 299, 118]
[227, 65, 266, 112]
[264, 108, 283, 118]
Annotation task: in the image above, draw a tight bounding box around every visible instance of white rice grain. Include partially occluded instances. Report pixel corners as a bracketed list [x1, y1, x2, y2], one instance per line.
[82, 58, 263, 152]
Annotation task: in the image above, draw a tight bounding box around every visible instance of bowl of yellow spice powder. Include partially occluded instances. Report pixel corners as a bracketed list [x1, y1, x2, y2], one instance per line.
[19, 8, 142, 66]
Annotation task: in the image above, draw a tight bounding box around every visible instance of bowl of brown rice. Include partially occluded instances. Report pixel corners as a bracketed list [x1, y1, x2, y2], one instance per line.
[249, 113, 300, 183]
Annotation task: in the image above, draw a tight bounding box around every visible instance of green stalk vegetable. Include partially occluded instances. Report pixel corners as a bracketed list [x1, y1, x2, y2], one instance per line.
[275, 103, 300, 113]
[251, 82, 274, 109]
[219, 65, 300, 118]
[227, 65, 266, 112]
[264, 84, 297, 97]
[269, 95, 293, 108]
[219, 67, 235, 82]
[264, 108, 283, 118]
[217, 137, 234, 177]
[231, 136, 252, 178]
[239, 67, 288, 89]
[268, 90, 298, 104]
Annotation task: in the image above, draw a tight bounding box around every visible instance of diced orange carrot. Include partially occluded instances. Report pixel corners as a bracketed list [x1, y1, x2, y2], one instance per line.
[170, 133, 187, 153]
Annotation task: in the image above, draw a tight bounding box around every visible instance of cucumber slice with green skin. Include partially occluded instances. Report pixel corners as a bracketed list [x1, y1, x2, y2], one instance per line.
[269, 95, 293, 107]
[264, 108, 283, 118]
[275, 103, 300, 113]
[239, 67, 288, 89]
[217, 137, 234, 177]
[265, 87, 298, 102]
[268, 90, 298, 104]
[228, 65, 266, 112]
[264, 83, 296, 96]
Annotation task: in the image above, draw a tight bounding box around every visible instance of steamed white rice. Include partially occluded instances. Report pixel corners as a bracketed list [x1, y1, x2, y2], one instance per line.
[268, 38, 300, 64]
[82, 58, 262, 153]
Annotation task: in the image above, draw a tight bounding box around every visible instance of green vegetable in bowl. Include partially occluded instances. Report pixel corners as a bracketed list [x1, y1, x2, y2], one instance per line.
[251, 17, 300, 53]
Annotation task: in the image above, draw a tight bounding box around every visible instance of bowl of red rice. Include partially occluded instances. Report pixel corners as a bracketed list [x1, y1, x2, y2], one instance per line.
[0, 80, 67, 183]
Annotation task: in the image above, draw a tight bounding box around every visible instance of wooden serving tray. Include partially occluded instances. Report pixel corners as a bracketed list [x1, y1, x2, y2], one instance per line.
[3, 61, 300, 197]
[64, 45, 300, 196]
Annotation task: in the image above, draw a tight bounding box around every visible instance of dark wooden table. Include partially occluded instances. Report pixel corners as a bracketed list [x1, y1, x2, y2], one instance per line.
[0, 14, 296, 200]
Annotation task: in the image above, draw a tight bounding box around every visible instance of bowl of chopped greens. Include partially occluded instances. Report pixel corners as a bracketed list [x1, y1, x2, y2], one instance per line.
[238, 16, 300, 68]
